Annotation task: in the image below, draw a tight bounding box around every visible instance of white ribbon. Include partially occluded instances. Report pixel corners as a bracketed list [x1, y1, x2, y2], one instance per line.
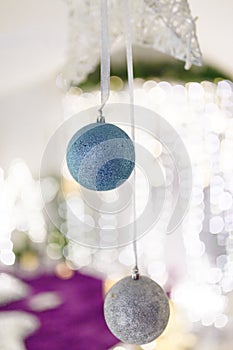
[123, 0, 138, 276]
[98, 0, 110, 121]
[98, 0, 138, 273]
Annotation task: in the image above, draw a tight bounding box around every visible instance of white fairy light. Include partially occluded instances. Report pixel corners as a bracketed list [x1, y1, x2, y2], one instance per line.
[0, 159, 59, 265]
[188, 82, 205, 100]
[1, 40, 233, 343]
[141, 340, 157, 350]
[216, 80, 232, 99]
[206, 268, 223, 284]
[209, 216, 225, 234]
[98, 215, 118, 227]
[0, 250, 15, 266]
[214, 314, 229, 329]
[40, 177, 59, 203]
[100, 229, 119, 243]
[119, 248, 135, 266]
[172, 281, 227, 325]
[219, 192, 233, 211]
[57, 78, 233, 329]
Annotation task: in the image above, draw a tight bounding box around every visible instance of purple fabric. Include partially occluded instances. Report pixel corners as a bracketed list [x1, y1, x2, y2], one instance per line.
[0, 272, 118, 350]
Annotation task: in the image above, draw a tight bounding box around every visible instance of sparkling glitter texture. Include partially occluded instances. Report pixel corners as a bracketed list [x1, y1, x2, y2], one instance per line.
[104, 276, 170, 345]
[66, 123, 135, 191]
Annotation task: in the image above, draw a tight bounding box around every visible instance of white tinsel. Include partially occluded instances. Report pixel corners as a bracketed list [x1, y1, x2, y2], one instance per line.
[60, 0, 202, 89]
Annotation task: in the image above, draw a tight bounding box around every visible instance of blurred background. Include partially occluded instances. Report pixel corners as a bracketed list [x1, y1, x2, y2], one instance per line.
[0, 0, 233, 349]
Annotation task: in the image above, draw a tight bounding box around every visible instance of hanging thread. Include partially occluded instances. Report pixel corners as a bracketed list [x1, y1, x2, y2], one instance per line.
[98, 0, 139, 276]
[98, 0, 110, 122]
[123, 0, 139, 280]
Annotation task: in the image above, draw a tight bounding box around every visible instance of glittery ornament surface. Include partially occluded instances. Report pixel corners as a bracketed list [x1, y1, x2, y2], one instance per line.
[66, 123, 135, 191]
[104, 275, 170, 345]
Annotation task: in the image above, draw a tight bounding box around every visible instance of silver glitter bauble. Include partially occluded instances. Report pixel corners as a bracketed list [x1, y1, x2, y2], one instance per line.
[104, 275, 170, 345]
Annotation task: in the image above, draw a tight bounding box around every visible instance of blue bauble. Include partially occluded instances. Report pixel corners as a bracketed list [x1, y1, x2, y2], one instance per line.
[66, 122, 135, 191]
